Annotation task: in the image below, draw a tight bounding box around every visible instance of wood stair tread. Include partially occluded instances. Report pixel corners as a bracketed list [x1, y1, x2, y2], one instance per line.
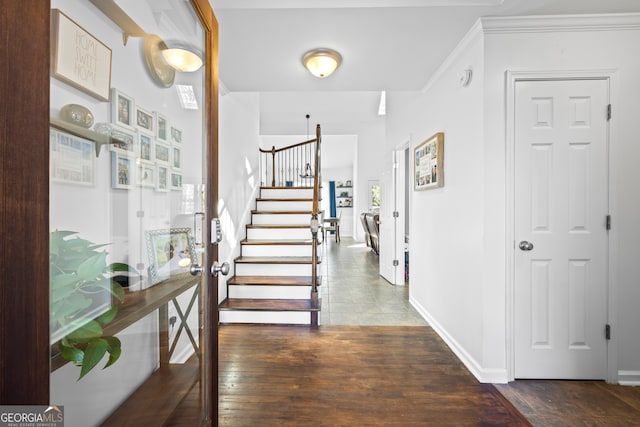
[261, 186, 314, 189]
[251, 210, 313, 214]
[227, 275, 321, 286]
[235, 256, 321, 264]
[246, 224, 310, 229]
[241, 238, 317, 245]
[219, 298, 320, 312]
[256, 198, 313, 202]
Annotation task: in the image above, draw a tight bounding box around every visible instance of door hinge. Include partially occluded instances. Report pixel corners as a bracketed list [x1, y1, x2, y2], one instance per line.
[605, 324, 611, 340]
[393, 260, 399, 267]
[606, 214, 611, 230]
[393, 211, 399, 218]
[607, 104, 612, 121]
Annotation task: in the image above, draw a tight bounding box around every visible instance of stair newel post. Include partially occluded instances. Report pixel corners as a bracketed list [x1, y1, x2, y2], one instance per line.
[271, 145, 276, 187]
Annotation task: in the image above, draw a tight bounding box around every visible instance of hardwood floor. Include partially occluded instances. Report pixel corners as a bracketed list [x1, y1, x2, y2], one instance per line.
[167, 325, 529, 426]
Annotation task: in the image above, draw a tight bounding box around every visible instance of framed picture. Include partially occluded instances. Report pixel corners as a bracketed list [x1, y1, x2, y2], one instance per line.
[138, 133, 153, 162]
[137, 163, 155, 188]
[414, 132, 444, 191]
[156, 165, 169, 192]
[171, 126, 183, 144]
[145, 228, 196, 285]
[111, 152, 133, 189]
[51, 10, 112, 102]
[111, 89, 135, 130]
[155, 112, 169, 143]
[172, 146, 182, 170]
[50, 128, 95, 186]
[155, 142, 170, 165]
[136, 105, 154, 134]
[170, 172, 183, 190]
[109, 125, 136, 154]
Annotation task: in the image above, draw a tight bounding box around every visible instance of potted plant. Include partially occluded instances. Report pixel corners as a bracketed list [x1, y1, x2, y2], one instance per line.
[50, 230, 138, 380]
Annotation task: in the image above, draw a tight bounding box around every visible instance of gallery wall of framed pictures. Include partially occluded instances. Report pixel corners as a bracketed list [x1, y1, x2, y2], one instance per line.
[109, 88, 183, 192]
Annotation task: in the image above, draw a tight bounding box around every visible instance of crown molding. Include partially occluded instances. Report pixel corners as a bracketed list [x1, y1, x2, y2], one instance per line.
[481, 13, 640, 34]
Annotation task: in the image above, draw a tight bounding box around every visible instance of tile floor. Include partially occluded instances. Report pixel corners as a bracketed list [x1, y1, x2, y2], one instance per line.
[318, 237, 427, 326]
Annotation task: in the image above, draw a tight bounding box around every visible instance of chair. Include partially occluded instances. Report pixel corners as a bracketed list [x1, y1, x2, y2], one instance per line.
[360, 213, 371, 247]
[324, 210, 341, 243]
[365, 213, 380, 254]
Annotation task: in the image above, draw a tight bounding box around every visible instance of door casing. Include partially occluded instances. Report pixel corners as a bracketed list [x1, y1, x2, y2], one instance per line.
[505, 69, 620, 383]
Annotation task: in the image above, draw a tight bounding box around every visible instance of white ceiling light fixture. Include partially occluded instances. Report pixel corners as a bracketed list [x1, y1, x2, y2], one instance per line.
[302, 48, 342, 78]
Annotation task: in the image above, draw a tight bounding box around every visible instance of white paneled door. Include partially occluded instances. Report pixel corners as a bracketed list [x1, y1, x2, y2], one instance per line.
[380, 150, 406, 286]
[514, 79, 609, 379]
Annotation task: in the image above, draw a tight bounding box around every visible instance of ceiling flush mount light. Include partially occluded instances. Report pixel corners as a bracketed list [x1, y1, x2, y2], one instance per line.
[302, 48, 342, 78]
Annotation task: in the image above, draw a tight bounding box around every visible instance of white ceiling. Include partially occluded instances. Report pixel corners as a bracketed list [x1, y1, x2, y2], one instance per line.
[210, 0, 640, 143]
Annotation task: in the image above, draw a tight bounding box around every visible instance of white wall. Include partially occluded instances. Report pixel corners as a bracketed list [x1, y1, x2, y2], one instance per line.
[387, 24, 488, 378]
[218, 92, 262, 301]
[387, 14, 640, 384]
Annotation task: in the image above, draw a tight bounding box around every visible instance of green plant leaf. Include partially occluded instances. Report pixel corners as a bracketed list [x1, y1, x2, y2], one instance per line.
[108, 262, 140, 275]
[77, 252, 107, 281]
[50, 273, 79, 290]
[58, 340, 84, 365]
[67, 320, 103, 341]
[79, 338, 108, 380]
[111, 282, 125, 303]
[96, 305, 118, 325]
[103, 336, 122, 369]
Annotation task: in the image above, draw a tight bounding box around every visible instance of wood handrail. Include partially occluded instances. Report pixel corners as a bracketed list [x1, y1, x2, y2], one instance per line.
[258, 138, 317, 154]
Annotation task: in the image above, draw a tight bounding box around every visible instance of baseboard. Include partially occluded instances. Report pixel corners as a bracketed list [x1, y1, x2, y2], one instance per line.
[618, 370, 640, 386]
[410, 296, 508, 384]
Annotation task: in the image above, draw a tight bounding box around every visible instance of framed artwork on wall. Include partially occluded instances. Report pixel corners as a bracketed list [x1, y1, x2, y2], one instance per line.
[111, 89, 136, 130]
[414, 132, 444, 191]
[155, 142, 170, 165]
[108, 125, 136, 154]
[51, 9, 112, 101]
[50, 128, 95, 187]
[138, 133, 153, 163]
[155, 112, 169, 143]
[138, 163, 155, 188]
[156, 165, 169, 192]
[172, 146, 182, 170]
[135, 105, 154, 134]
[111, 151, 133, 189]
[170, 172, 183, 190]
[171, 126, 183, 144]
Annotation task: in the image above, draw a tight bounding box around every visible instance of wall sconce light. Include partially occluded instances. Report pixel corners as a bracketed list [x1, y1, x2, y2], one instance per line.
[302, 48, 342, 78]
[162, 47, 203, 72]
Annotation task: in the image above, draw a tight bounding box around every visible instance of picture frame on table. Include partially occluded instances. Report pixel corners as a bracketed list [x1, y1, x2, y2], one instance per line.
[138, 133, 153, 163]
[414, 132, 444, 191]
[51, 9, 112, 102]
[156, 165, 169, 192]
[111, 151, 133, 190]
[172, 146, 182, 170]
[155, 112, 169, 143]
[135, 105, 154, 134]
[171, 126, 183, 144]
[145, 228, 196, 285]
[170, 172, 183, 190]
[155, 142, 170, 165]
[111, 89, 135, 130]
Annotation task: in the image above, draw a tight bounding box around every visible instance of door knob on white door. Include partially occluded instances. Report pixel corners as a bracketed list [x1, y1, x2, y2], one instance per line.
[519, 241, 534, 251]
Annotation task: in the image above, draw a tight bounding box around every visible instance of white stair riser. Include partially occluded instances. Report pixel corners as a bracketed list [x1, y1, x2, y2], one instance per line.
[242, 244, 312, 257]
[261, 189, 313, 199]
[252, 213, 310, 225]
[228, 285, 312, 299]
[256, 200, 312, 211]
[219, 310, 311, 325]
[235, 263, 318, 277]
[246, 228, 311, 240]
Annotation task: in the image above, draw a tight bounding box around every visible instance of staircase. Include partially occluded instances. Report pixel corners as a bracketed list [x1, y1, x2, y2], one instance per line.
[219, 186, 321, 325]
[219, 125, 323, 326]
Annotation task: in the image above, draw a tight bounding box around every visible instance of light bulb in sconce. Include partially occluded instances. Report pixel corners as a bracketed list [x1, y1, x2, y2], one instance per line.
[161, 48, 203, 72]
